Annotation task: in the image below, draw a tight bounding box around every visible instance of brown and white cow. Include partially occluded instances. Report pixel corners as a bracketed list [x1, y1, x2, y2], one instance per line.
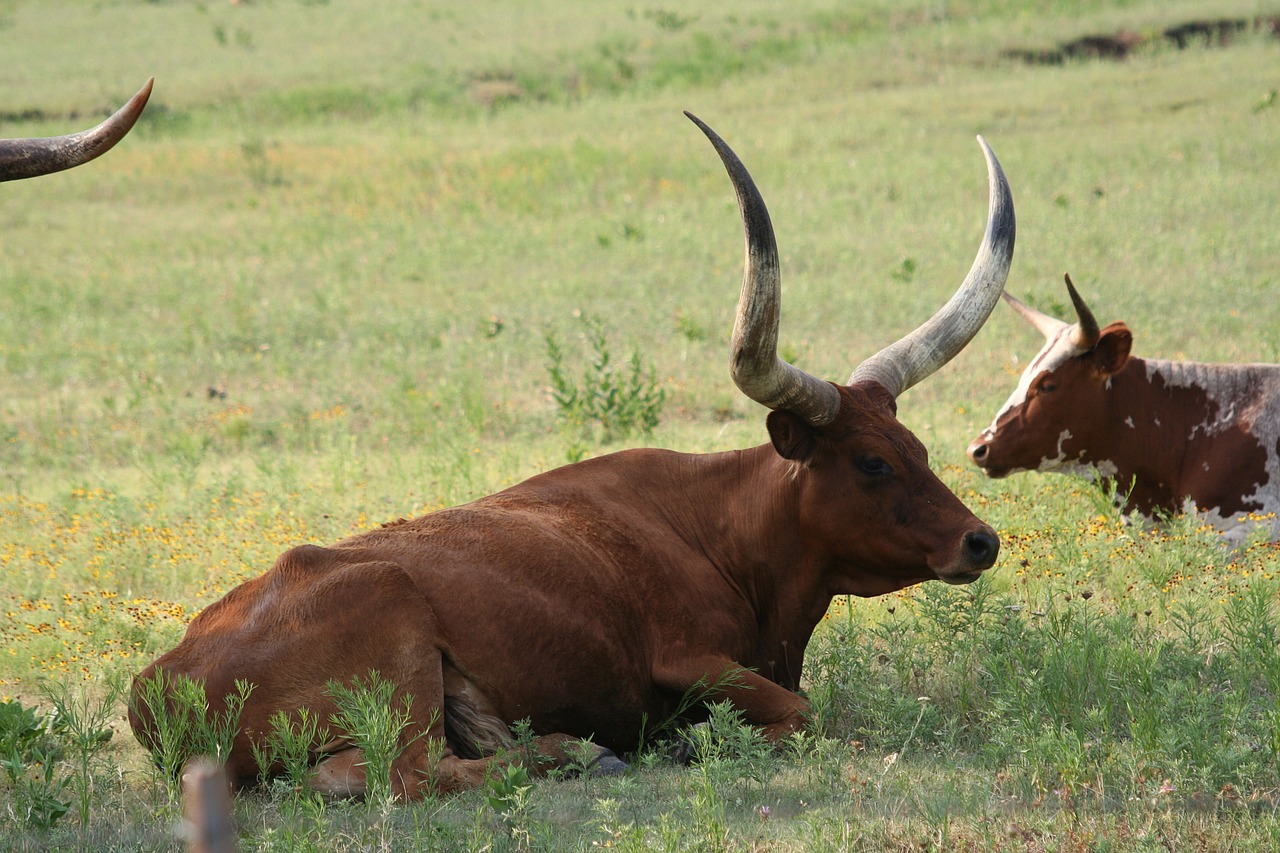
[968, 274, 1280, 542]
[130, 115, 1016, 799]
[0, 79, 152, 182]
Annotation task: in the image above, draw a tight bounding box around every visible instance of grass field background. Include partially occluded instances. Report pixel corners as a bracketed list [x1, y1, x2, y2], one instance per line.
[3, 0, 1280, 849]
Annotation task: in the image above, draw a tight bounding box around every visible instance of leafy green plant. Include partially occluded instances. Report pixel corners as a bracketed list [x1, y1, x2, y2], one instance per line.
[1, 699, 70, 830]
[129, 670, 254, 800]
[252, 706, 330, 797]
[324, 670, 423, 804]
[634, 668, 748, 755]
[544, 316, 665, 442]
[0, 699, 50, 759]
[684, 701, 781, 795]
[2, 744, 71, 830]
[484, 762, 540, 850]
[40, 676, 123, 828]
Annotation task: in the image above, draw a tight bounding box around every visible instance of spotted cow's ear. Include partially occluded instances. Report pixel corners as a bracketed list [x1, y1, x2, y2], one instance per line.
[766, 410, 818, 462]
[1090, 324, 1133, 377]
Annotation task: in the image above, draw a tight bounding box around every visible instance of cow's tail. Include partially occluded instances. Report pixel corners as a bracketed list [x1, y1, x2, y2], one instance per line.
[442, 695, 516, 759]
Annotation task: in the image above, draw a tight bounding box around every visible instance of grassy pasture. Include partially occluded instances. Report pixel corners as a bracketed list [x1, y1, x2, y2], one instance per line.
[3, 0, 1280, 848]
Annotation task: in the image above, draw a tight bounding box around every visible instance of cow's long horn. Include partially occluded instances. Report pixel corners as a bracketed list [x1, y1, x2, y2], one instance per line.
[0, 78, 153, 183]
[687, 111, 842, 426]
[848, 137, 1016, 398]
[1063, 273, 1100, 349]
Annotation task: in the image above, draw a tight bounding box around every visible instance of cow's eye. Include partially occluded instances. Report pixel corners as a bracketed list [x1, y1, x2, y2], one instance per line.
[855, 455, 891, 476]
[1038, 380, 1057, 393]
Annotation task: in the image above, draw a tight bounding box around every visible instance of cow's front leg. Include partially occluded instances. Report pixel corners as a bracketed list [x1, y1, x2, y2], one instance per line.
[654, 655, 809, 741]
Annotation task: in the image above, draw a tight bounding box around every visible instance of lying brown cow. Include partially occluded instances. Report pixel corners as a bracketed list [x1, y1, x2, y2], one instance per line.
[0, 79, 152, 182]
[968, 274, 1280, 542]
[130, 115, 1016, 798]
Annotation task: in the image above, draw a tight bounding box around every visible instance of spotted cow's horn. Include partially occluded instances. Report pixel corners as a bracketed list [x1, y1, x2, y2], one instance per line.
[1004, 272, 1101, 352]
[1063, 273, 1100, 350]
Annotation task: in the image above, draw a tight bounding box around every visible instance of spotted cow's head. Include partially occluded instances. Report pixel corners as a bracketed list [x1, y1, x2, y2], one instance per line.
[967, 274, 1133, 479]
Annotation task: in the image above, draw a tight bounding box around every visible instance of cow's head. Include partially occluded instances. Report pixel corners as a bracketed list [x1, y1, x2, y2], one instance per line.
[967, 274, 1132, 479]
[689, 114, 1015, 592]
[0, 79, 152, 182]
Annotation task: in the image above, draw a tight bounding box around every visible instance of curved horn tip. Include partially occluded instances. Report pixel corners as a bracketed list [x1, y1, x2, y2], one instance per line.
[0, 78, 155, 183]
[975, 135, 998, 168]
[694, 115, 842, 426]
[684, 111, 727, 151]
[116, 78, 155, 128]
[131, 78, 156, 108]
[683, 110, 708, 132]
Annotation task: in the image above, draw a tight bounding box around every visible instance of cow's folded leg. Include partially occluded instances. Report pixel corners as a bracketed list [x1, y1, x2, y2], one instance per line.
[309, 744, 493, 799]
[309, 747, 368, 799]
[312, 732, 629, 799]
[655, 656, 810, 742]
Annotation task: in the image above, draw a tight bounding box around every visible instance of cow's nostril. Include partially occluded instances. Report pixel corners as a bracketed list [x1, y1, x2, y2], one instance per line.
[964, 529, 999, 567]
[968, 441, 988, 463]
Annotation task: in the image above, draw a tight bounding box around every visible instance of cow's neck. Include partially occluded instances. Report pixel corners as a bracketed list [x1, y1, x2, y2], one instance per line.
[648, 445, 837, 688]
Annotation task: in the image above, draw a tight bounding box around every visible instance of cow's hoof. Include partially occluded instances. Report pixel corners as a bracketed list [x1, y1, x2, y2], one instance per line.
[671, 722, 708, 765]
[589, 748, 629, 777]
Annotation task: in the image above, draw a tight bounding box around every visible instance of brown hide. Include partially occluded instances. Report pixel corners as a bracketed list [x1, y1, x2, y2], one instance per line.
[131, 120, 1014, 799]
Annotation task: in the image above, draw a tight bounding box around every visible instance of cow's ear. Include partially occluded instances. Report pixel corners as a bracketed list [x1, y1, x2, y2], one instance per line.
[767, 410, 818, 461]
[864, 382, 898, 416]
[1090, 324, 1132, 377]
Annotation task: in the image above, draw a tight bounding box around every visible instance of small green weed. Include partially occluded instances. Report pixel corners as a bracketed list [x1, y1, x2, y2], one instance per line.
[484, 762, 539, 850]
[684, 701, 781, 796]
[1, 699, 70, 830]
[40, 676, 122, 829]
[252, 707, 330, 796]
[325, 670, 425, 804]
[129, 670, 254, 801]
[545, 316, 665, 443]
[635, 668, 749, 754]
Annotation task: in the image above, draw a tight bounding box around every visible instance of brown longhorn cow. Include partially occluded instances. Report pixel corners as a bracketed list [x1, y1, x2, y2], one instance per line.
[968, 274, 1280, 543]
[0, 79, 152, 182]
[129, 115, 1016, 799]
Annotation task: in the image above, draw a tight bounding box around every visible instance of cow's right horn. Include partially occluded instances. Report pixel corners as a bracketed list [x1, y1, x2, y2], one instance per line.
[0, 78, 153, 183]
[687, 112, 843, 426]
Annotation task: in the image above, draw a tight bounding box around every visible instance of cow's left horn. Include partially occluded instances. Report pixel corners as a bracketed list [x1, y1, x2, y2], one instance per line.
[1063, 273, 1100, 349]
[849, 136, 1016, 398]
[687, 111, 843, 426]
[0, 78, 153, 183]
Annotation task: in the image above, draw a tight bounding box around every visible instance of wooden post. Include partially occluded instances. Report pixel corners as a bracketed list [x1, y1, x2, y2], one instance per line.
[181, 758, 236, 853]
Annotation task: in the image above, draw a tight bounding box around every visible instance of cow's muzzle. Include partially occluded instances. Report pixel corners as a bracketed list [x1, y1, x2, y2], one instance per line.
[938, 526, 999, 584]
[966, 435, 1011, 478]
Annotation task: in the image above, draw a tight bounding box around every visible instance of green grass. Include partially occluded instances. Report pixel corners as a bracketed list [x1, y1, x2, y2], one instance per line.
[3, 0, 1280, 848]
